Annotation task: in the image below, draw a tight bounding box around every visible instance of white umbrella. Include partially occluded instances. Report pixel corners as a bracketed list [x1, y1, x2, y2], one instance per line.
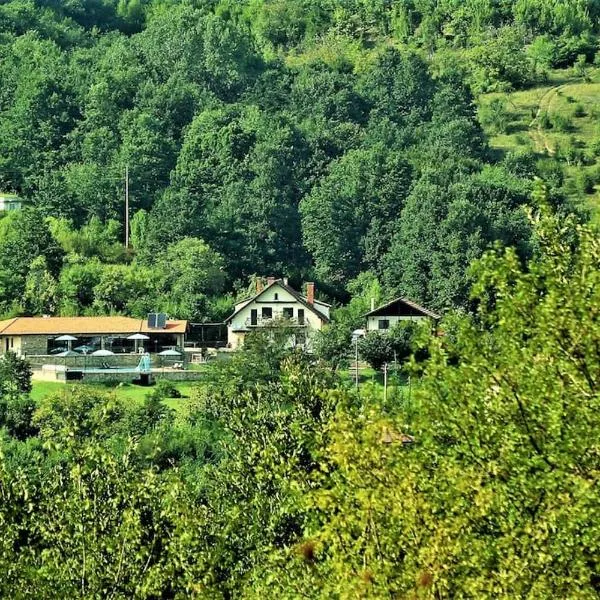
[127, 333, 150, 353]
[91, 349, 115, 357]
[74, 344, 95, 354]
[158, 349, 181, 373]
[55, 350, 79, 357]
[158, 349, 181, 357]
[55, 334, 78, 351]
[55, 349, 79, 371]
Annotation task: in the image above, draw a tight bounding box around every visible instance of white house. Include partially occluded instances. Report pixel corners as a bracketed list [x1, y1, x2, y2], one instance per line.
[226, 278, 330, 350]
[0, 193, 24, 212]
[365, 297, 440, 332]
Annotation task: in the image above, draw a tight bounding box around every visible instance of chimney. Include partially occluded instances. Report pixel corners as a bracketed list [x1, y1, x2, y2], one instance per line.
[371, 297, 376, 311]
[306, 282, 315, 305]
[267, 276, 276, 286]
[283, 277, 289, 286]
[256, 278, 264, 294]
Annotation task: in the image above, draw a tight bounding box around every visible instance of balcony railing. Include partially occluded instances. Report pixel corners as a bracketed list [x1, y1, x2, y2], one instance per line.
[244, 315, 309, 328]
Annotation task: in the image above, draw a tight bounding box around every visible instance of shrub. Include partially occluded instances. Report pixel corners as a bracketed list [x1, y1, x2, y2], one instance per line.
[538, 112, 552, 129]
[478, 97, 511, 134]
[573, 104, 586, 118]
[154, 379, 182, 399]
[576, 171, 595, 195]
[357, 332, 392, 371]
[550, 113, 573, 132]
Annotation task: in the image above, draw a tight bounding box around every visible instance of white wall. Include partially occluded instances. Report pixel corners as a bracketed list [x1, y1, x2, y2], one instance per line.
[366, 315, 428, 332]
[228, 284, 327, 350]
[0, 336, 22, 355]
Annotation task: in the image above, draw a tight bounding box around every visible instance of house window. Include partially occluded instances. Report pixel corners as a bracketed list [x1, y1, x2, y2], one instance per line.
[250, 309, 258, 326]
[283, 307, 293, 320]
[297, 309, 305, 325]
[274, 293, 279, 300]
[262, 307, 273, 320]
[378, 319, 390, 330]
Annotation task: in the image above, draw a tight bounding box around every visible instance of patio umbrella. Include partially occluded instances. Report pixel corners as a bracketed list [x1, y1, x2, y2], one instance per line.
[55, 334, 78, 351]
[91, 348, 115, 370]
[91, 349, 115, 357]
[55, 350, 79, 357]
[74, 344, 95, 354]
[158, 349, 181, 356]
[158, 349, 181, 372]
[55, 349, 79, 371]
[127, 333, 150, 353]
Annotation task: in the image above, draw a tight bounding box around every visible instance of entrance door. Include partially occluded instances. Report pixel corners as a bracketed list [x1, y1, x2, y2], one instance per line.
[250, 309, 258, 326]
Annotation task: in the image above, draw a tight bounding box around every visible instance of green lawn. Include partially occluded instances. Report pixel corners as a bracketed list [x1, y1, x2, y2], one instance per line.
[30, 379, 200, 409]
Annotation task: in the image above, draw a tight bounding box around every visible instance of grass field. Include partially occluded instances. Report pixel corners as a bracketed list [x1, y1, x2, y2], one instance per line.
[30, 379, 200, 410]
[478, 68, 600, 218]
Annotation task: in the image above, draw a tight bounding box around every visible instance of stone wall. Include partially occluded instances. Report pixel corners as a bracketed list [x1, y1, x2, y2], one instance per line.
[21, 335, 50, 356]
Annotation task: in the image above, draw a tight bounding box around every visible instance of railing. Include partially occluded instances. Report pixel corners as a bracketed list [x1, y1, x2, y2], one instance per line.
[244, 316, 309, 328]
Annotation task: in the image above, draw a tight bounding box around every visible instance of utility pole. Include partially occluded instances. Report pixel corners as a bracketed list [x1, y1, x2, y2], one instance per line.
[125, 164, 130, 248]
[383, 362, 388, 403]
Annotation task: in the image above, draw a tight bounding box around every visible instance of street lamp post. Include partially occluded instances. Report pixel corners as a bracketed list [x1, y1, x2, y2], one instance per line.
[355, 336, 359, 389]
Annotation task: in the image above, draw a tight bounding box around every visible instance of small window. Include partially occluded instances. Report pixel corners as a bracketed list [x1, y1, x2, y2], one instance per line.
[10, 337, 13, 348]
[378, 319, 390, 330]
[262, 307, 273, 320]
[297, 309, 305, 325]
[274, 293, 279, 300]
[283, 307, 293, 319]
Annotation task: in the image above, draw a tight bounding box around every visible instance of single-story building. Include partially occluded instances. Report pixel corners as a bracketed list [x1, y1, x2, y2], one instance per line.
[226, 278, 330, 350]
[0, 316, 188, 356]
[365, 297, 440, 332]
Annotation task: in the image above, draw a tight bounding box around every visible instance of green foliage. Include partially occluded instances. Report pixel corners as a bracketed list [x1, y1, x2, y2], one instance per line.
[0, 352, 32, 395]
[250, 187, 600, 598]
[478, 96, 511, 134]
[313, 322, 351, 371]
[357, 331, 392, 371]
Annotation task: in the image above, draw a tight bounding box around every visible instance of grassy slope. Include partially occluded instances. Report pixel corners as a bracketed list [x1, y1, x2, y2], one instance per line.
[478, 68, 600, 218]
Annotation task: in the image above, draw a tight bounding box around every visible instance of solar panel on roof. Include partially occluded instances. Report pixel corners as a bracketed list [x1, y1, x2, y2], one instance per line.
[148, 313, 158, 328]
[157, 313, 167, 329]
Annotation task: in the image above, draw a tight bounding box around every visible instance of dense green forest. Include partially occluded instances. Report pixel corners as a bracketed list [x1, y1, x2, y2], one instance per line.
[0, 0, 599, 318]
[1, 2, 600, 596]
[1, 195, 600, 597]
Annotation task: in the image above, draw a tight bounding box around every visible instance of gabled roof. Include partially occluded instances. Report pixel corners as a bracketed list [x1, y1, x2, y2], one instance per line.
[0, 317, 188, 336]
[227, 280, 330, 324]
[365, 297, 441, 320]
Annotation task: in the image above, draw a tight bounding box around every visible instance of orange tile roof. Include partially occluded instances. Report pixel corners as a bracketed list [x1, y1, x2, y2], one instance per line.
[0, 317, 188, 336]
[140, 320, 188, 334]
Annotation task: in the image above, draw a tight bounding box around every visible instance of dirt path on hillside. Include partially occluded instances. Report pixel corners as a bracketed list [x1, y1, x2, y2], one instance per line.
[529, 83, 570, 155]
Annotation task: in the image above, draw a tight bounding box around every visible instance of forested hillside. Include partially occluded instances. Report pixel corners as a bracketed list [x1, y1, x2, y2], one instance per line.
[0, 0, 598, 319]
[2, 3, 600, 597]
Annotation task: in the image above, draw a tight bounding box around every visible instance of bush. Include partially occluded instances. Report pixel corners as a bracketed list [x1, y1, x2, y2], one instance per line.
[154, 379, 182, 399]
[538, 112, 552, 129]
[576, 171, 595, 195]
[358, 332, 392, 371]
[478, 97, 511, 134]
[573, 104, 586, 118]
[550, 113, 573, 132]
[0, 393, 37, 440]
[0, 352, 32, 394]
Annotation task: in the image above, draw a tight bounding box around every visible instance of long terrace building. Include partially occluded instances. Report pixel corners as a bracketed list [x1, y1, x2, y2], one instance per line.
[0, 316, 187, 356]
